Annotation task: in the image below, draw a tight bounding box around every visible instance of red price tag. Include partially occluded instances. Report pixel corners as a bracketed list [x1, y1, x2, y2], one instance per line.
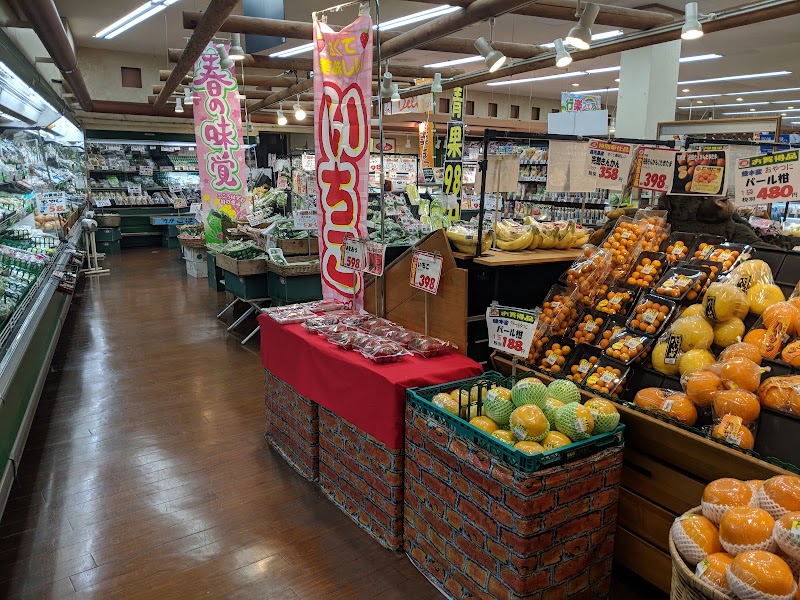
[598, 166, 620, 180]
[755, 185, 795, 200]
[641, 171, 668, 190]
[410, 250, 443, 294]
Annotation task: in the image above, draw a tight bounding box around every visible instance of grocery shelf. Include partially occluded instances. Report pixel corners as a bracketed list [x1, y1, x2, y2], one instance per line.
[90, 187, 172, 192]
[89, 168, 199, 174]
[0, 210, 32, 235]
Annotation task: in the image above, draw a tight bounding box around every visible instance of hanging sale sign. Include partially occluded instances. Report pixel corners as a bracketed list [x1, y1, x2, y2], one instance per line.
[410, 250, 443, 294]
[192, 43, 249, 244]
[735, 149, 800, 206]
[632, 146, 679, 194]
[383, 93, 434, 115]
[586, 139, 634, 191]
[419, 121, 435, 169]
[442, 87, 465, 198]
[669, 149, 729, 196]
[313, 10, 373, 308]
[486, 305, 539, 359]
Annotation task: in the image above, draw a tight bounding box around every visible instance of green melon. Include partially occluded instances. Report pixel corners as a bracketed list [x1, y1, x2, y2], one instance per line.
[547, 379, 581, 405]
[483, 388, 514, 427]
[555, 402, 594, 441]
[509, 405, 550, 442]
[542, 397, 564, 427]
[512, 379, 548, 408]
[585, 398, 620, 434]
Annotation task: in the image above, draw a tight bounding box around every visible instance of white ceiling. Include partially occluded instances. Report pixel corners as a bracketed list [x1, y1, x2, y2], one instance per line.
[47, 0, 800, 122]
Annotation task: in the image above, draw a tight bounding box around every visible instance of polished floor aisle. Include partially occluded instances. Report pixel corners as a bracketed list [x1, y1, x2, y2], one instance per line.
[0, 249, 439, 600]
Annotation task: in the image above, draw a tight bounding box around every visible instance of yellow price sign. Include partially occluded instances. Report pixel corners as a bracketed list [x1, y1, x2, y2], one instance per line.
[443, 162, 462, 196]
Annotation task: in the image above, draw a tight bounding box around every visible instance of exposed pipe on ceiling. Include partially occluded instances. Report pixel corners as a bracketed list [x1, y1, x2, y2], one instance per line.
[18, 0, 94, 112]
[154, 0, 239, 109]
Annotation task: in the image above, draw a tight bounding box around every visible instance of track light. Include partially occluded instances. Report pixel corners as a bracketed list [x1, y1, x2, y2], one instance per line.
[391, 84, 400, 104]
[380, 70, 393, 99]
[565, 3, 600, 50]
[474, 37, 506, 73]
[681, 2, 703, 40]
[246, 118, 254, 133]
[554, 38, 572, 68]
[229, 33, 245, 61]
[217, 45, 234, 70]
[294, 102, 306, 120]
[184, 87, 193, 104]
[431, 73, 442, 94]
[277, 106, 287, 126]
[174, 97, 183, 113]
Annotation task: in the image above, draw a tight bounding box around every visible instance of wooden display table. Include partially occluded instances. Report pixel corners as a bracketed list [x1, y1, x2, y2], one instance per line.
[452, 247, 583, 267]
[492, 354, 791, 593]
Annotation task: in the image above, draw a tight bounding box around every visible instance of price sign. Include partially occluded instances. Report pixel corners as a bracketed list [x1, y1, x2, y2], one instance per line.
[632, 146, 679, 193]
[127, 184, 142, 196]
[94, 199, 112, 208]
[172, 198, 187, 209]
[247, 210, 267, 226]
[301, 153, 315, 171]
[292, 209, 318, 231]
[409, 250, 443, 294]
[168, 183, 183, 193]
[586, 139, 633, 191]
[341, 235, 365, 271]
[735, 148, 800, 206]
[161, 165, 173, 172]
[485, 305, 538, 359]
[189, 202, 202, 214]
[442, 162, 463, 196]
[422, 167, 436, 183]
[38, 191, 67, 214]
[139, 165, 153, 176]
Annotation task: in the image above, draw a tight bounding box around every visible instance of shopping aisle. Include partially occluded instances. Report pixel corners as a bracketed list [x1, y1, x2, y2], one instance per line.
[0, 249, 439, 600]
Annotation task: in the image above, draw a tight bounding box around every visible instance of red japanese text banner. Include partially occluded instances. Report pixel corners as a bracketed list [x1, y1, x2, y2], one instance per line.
[313, 11, 373, 308]
[192, 43, 249, 243]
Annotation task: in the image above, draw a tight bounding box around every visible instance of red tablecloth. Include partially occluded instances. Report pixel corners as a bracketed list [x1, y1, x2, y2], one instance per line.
[259, 315, 482, 449]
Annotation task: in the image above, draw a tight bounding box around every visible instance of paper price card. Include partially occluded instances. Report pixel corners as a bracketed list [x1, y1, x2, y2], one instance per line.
[587, 139, 633, 191]
[409, 250, 443, 294]
[168, 183, 183, 193]
[632, 147, 679, 193]
[735, 149, 800, 206]
[276, 173, 288, 188]
[189, 202, 201, 214]
[669, 149, 729, 197]
[341, 235, 365, 272]
[364, 241, 386, 276]
[139, 166, 153, 176]
[485, 305, 538, 359]
[127, 184, 142, 196]
[172, 198, 187, 209]
[94, 199, 112, 208]
[292, 209, 318, 231]
[39, 191, 67, 214]
[247, 210, 267, 226]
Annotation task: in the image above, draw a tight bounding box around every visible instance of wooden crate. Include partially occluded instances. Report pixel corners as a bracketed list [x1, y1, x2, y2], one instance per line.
[214, 253, 268, 276]
[276, 237, 319, 256]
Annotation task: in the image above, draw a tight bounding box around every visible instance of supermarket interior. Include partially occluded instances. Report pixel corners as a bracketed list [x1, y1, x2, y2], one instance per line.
[3, 0, 800, 598]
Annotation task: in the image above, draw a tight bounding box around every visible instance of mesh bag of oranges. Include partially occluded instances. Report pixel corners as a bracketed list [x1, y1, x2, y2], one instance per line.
[562, 245, 613, 305]
[601, 216, 652, 283]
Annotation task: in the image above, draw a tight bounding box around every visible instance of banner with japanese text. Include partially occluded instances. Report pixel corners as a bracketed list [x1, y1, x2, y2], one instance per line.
[735, 149, 800, 206]
[419, 121, 434, 169]
[443, 87, 465, 219]
[192, 43, 249, 243]
[561, 92, 602, 112]
[313, 10, 372, 308]
[383, 93, 434, 115]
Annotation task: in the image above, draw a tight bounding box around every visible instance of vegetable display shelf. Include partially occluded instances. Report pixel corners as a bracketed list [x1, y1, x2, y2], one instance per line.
[0, 213, 84, 517]
[492, 354, 791, 593]
[94, 206, 189, 249]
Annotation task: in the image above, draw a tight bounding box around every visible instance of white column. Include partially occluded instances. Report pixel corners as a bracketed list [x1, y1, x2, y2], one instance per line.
[615, 40, 681, 139]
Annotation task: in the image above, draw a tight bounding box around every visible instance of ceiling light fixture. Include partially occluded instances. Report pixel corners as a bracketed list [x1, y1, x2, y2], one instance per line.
[677, 101, 769, 109]
[431, 73, 443, 94]
[723, 108, 800, 116]
[294, 101, 306, 120]
[680, 53, 721, 63]
[681, 2, 703, 40]
[696, 100, 703, 104]
[474, 37, 506, 73]
[269, 43, 315, 58]
[565, 3, 600, 50]
[174, 97, 183, 113]
[423, 56, 483, 69]
[727, 87, 800, 96]
[391, 83, 401, 104]
[750, 108, 756, 112]
[736, 97, 744, 101]
[184, 87, 193, 104]
[277, 105, 288, 126]
[487, 71, 586, 87]
[790, 106, 796, 109]
[577, 87, 618, 94]
[770, 100, 800, 104]
[229, 33, 245, 61]
[571, 83, 580, 87]
[542, 30, 622, 48]
[95, 0, 180, 40]
[679, 93, 721, 99]
[379, 70, 393, 98]
[585, 66, 620, 74]
[217, 45, 234, 70]
[679, 71, 791, 85]
[554, 38, 572, 68]
[682, 88, 691, 93]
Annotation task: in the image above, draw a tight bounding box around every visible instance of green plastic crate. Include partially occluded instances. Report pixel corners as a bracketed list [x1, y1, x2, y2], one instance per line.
[95, 227, 121, 242]
[407, 372, 625, 473]
[96, 239, 121, 255]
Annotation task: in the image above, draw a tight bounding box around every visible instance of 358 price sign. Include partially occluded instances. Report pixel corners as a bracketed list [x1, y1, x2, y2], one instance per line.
[485, 305, 538, 359]
[340, 235, 365, 272]
[410, 250, 443, 294]
[633, 146, 679, 193]
[587, 139, 633, 191]
[736, 149, 800, 206]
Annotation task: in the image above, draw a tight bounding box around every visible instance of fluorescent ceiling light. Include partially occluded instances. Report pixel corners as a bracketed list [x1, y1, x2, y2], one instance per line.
[424, 55, 483, 69]
[679, 71, 791, 85]
[726, 87, 800, 96]
[541, 30, 622, 48]
[678, 101, 769, 109]
[585, 66, 619, 74]
[474, 37, 506, 73]
[680, 54, 722, 62]
[579, 87, 618, 94]
[95, 0, 180, 40]
[487, 71, 585, 86]
[679, 93, 721, 99]
[770, 100, 800, 104]
[271, 5, 459, 57]
[722, 108, 800, 116]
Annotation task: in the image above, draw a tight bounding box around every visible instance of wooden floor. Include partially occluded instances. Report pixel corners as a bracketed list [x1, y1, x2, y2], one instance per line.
[0, 249, 440, 600]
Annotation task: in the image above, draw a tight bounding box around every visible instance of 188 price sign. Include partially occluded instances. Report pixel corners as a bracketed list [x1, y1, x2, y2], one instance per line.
[410, 250, 443, 294]
[341, 235, 365, 272]
[485, 305, 538, 359]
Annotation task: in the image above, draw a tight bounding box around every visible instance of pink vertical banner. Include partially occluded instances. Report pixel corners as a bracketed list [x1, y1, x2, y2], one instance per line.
[192, 43, 249, 244]
[313, 11, 372, 308]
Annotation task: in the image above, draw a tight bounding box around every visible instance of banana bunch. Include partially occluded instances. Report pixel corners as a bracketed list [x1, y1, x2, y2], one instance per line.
[446, 224, 493, 254]
[523, 217, 593, 250]
[494, 219, 533, 251]
[526, 219, 544, 250]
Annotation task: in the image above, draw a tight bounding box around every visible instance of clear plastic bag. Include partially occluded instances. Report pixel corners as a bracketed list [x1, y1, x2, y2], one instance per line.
[757, 375, 800, 416]
[359, 340, 411, 363]
[562, 245, 613, 305]
[702, 281, 750, 323]
[604, 328, 654, 364]
[632, 388, 697, 426]
[302, 315, 342, 332]
[407, 335, 457, 358]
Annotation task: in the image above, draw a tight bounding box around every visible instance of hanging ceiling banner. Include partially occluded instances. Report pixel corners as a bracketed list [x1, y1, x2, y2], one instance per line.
[419, 121, 434, 169]
[313, 9, 373, 308]
[192, 43, 249, 244]
[383, 93, 434, 115]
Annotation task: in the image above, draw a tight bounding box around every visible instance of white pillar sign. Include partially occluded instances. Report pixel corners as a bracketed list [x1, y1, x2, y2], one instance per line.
[486, 305, 538, 359]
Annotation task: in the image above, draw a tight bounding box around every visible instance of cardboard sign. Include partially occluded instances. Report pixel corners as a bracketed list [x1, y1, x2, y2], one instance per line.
[586, 139, 634, 191]
[410, 250, 443, 294]
[735, 149, 800, 206]
[486, 305, 538, 359]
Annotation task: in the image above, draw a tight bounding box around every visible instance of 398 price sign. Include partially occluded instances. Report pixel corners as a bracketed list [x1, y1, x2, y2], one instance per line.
[633, 146, 679, 193]
[410, 250, 443, 294]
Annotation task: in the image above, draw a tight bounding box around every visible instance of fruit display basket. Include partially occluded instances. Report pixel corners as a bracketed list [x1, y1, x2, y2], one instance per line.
[669, 508, 731, 600]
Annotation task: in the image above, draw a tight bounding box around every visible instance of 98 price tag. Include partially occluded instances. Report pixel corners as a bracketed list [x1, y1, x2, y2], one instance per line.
[341, 236, 365, 272]
[442, 161, 462, 196]
[410, 250, 443, 294]
[486, 305, 538, 359]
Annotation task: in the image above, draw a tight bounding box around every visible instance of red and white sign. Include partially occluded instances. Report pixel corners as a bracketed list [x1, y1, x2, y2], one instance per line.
[735, 148, 800, 206]
[410, 250, 443, 294]
[313, 11, 373, 308]
[340, 235, 365, 271]
[587, 139, 633, 191]
[632, 146, 679, 193]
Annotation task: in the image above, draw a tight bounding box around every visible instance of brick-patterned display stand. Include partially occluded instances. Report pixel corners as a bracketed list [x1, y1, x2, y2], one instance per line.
[318, 407, 404, 551]
[264, 369, 319, 481]
[404, 405, 623, 600]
